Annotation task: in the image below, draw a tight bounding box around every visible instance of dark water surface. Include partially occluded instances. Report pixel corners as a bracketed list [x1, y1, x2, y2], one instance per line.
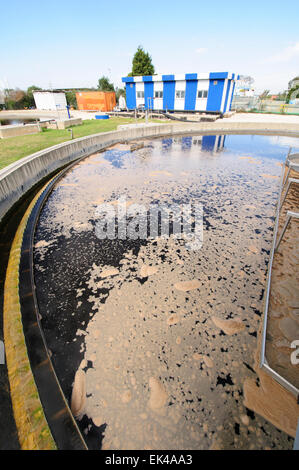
[33, 134, 299, 449]
[0, 119, 36, 125]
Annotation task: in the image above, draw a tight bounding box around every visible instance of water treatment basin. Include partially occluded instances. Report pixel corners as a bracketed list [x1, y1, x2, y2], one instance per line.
[32, 134, 299, 450]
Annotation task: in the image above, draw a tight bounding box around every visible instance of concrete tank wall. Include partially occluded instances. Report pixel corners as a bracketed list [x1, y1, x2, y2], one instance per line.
[1, 121, 299, 224]
[0, 123, 41, 139]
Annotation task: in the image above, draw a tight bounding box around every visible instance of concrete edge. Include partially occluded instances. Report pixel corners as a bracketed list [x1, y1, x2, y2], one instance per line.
[3, 182, 57, 450]
[1, 121, 299, 225]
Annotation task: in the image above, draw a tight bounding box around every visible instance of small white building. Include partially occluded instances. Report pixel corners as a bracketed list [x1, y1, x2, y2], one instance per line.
[33, 91, 67, 110]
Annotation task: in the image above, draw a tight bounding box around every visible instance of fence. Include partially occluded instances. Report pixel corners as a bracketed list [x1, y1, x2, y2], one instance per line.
[231, 97, 299, 115]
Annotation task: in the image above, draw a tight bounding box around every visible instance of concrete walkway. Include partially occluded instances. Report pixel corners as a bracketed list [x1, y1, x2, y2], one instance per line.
[2, 109, 299, 125]
[224, 112, 299, 124]
[0, 109, 104, 122]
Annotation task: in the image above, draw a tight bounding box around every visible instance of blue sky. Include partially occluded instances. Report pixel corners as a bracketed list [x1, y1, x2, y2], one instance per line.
[1, 0, 299, 93]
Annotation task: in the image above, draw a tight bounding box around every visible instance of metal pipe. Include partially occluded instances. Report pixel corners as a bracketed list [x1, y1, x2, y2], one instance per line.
[259, 158, 285, 368]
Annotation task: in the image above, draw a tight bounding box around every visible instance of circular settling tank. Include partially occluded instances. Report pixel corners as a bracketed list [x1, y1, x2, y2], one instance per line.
[33, 134, 299, 450]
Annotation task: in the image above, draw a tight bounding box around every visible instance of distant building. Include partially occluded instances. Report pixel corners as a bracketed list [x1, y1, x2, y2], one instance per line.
[76, 91, 116, 111]
[122, 72, 239, 113]
[33, 91, 67, 110]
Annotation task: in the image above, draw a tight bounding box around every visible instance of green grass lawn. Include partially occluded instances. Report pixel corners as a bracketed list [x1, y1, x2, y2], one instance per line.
[0, 117, 163, 170]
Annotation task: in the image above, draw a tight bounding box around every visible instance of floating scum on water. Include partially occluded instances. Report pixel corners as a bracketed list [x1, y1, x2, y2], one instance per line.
[33, 134, 299, 450]
[94, 196, 203, 251]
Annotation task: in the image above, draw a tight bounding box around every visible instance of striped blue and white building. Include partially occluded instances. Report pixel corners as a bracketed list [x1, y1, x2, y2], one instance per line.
[122, 72, 239, 113]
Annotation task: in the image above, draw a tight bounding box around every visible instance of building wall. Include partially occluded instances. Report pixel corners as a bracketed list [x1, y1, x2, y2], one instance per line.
[153, 79, 163, 110]
[195, 79, 209, 111]
[174, 77, 186, 111]
[125, 79, 136, 109]
[33, 92, 67, 110]
[53, 92, 68, 110]
[76, 92, 116, 111]
[122, 73, 239, 113]
[135, 82, 144, 109]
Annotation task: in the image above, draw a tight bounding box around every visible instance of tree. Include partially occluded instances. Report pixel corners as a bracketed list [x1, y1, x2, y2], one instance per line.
[27, 85, 41, 98]
[286, 85, 299, 103]
[65, 91, 77, 108]
[275, 91, 288, 101]
[259, 90, 270, 100]
[128, 46, 155, 76]
[97, 76, 115, 92]
[4, 88, 26, 109]
[288, 76, 299, 90]
[23, 85, 42, 108]
[2, 86, 41, 109]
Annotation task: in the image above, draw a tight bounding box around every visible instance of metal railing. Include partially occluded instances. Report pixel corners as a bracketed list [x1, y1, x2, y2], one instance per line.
[259, 147, 299, 399]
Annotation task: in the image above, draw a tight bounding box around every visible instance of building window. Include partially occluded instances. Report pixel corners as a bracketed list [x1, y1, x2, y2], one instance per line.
[176, 90, 185, 99]
[154, 91, 163, 98]
[197, 90, 208, 98]
[137, 91, 144, 98]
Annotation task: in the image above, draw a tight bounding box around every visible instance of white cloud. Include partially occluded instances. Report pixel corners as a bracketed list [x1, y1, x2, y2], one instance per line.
[195, 47, 207, 55]
[267, 42, 299, 63]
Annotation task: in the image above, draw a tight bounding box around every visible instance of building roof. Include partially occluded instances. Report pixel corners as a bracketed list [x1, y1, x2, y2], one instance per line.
[33, 90, 66, 94]
[122, 72, 239, 83]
